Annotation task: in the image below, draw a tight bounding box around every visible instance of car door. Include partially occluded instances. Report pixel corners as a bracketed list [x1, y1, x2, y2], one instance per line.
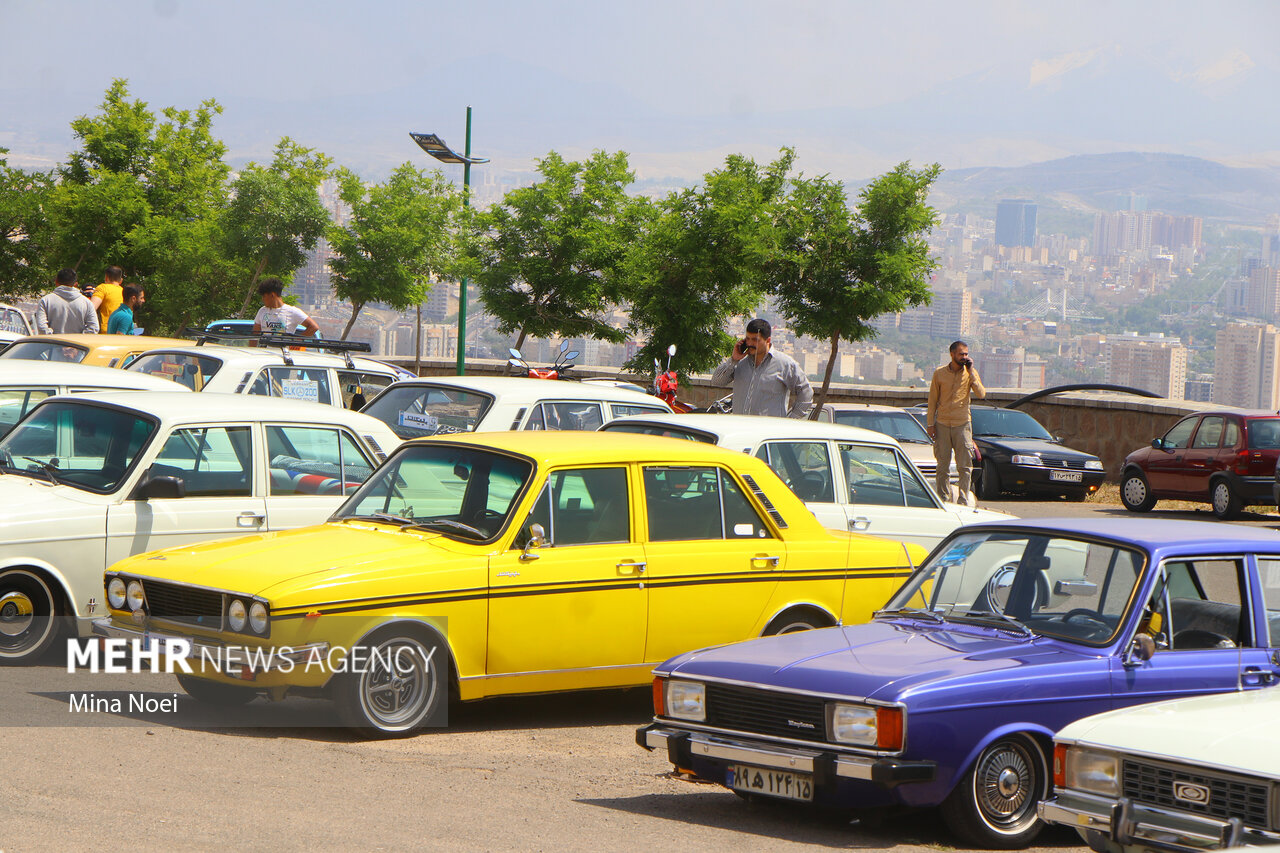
[487, 465, 648, 678]
[642, 464, 785, 663]
[1182, 416, 1225, 498]
[832, 442, 954, 550]
[1111, 558, 1278, 707]
[105, 424, 267, 565]
[1251, 556, 1280, 686]
[262, 424, 378, 531]
[755, 440, 845, 530]
[1146, 416, 1198, 496]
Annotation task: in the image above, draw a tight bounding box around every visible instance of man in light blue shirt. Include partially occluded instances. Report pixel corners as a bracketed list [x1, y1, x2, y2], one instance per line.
[710, 318, 813, 418]
[106, 284, 145, 335]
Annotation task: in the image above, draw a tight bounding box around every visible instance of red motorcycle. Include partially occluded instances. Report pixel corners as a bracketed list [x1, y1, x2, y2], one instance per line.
[508, 341, 579, 380]
[652, 344, 693, 413]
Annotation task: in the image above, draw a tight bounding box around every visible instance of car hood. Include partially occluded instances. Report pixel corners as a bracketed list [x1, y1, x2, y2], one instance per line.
[1057, 689, 1280, 775]
[662, 619, 1097, 707]
[975, 436, 1095, 460]
[112, 521, 483, 606]
[0, 475, 101, 528]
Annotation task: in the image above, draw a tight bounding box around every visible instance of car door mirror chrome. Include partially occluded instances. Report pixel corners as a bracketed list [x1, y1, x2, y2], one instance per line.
[521, 522, 547, 562]
[1054, 579, 1098, 596]
[132, 474, 186, 500]
[1124, 633, 1156, 666]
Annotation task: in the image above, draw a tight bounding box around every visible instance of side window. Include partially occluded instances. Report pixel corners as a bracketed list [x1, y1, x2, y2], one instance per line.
[533, 467, 630, 546]
[1223, 420, 1241, 448]
[524, 405, 546, 430]
[1191, 417, 1224, 449]
[1257, 559, 1280, 647]
[0, 389, 52, 434]
[337, 370, 394, 410]
[643, 466, 770, 541]
[151, 426, 253, 497]
[266, 426, 374, 495]
[897, 452, 937, 508]
[610, 404, 669, 419]
[839, 444, 906, 507]
[1161, 418, 1197, 450]
[249, 367, 333, 405]
[1158, 560, 1251, 650]
[528, 402, 604, 431]
[759, 441, 835, 503]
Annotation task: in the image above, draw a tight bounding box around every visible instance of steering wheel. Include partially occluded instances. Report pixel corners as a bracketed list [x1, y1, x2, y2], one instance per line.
[1062, 608, 1111, 635]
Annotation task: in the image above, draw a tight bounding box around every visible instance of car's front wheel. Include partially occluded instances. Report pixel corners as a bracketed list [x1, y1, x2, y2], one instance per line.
[0, 568, 64, 663]
[1121, 471, 1157, 512]
[978, 460, 1002, 500]
[1211, 479, 1243, 520]
[333, 628, 446, 737]
[940, 733, 1048, 849]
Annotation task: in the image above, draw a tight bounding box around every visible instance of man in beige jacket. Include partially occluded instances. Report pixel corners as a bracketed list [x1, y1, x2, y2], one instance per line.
[926, 340, 985, 504]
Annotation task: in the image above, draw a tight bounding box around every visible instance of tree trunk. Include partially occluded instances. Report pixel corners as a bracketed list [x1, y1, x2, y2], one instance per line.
[514, 328, 528, 352]
[340, 300, 365, 341]
[810, 331, 841, 420]
[236, 256, 271, 317]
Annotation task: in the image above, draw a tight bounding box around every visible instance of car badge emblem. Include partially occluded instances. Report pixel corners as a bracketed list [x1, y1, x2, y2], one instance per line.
[786, 719, 816, 730]
[86, 598, 96, 614]
[1173, 781, 1210, 805]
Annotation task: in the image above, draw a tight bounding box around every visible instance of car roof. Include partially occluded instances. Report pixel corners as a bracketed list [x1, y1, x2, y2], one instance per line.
[42, 390, 399, 431]
[603, 412, 900, 447]
[960, 516, 1280, 553]
[131, 344, 400, 373]
[0, 361, 190, 390]
[822, 403, 916, 414]
[385, 375, 675, 406]
[5, 334, 193, 351]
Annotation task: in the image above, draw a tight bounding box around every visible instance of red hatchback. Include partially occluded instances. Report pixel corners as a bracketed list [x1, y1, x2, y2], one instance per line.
[1120, 411, 1280, 518]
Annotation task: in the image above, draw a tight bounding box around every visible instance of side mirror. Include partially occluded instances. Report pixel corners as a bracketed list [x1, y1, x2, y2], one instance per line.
[132, 474, 186, 500]
[1151, 438, 1164, 450]
[520, 522, 547, 562]
[1124, 633, 1156, 666]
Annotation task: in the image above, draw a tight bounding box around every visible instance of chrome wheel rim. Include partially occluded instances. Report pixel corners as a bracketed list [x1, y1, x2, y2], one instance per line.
[1122, 477, 1147, 507]
[975, 740, 1037, 830]
[358, 637, 439, 731]
[0, 591, 33, 637]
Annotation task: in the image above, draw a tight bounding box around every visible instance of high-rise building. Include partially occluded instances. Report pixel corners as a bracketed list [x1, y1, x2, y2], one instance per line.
[1106, 338, 1187, 399]
[995, 199, 1037, 248]
[973, 347, 1046, 391]
[1213, 323, 1280, 409]
[1245, 267, 1280, 320]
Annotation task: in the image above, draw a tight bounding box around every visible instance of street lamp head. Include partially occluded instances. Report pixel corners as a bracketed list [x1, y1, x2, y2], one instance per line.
[409, 132, 489, 165]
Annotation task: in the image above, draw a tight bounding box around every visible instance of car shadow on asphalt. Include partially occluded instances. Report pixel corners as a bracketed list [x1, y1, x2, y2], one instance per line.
[578, 787, 1087, 849]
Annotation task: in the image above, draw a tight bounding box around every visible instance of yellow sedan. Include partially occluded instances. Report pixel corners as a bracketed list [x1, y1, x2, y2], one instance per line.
[95, 432, 926, 736]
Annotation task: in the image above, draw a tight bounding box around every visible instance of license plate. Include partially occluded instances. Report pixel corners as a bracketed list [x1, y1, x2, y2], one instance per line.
[1049, 470, 1083, 482]
[727, 764, 814, 801]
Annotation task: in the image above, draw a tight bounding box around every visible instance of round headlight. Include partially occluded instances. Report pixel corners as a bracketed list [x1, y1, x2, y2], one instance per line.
[107, 578, 127, 610]
[249, 601, 268, 635]
[126, 581, 145, 611]
[227, 599, 247, 632]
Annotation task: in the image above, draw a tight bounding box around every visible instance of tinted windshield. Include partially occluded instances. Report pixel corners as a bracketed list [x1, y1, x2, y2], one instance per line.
[971, 409, 1054, 440]
[0, 400, 156, 492]
[363, 385, 494, 439]
[884, 529, 1146, 646]
[601, 422, 716, 443]
[127, 352, 225, 391]
[1247, 418, 1280, 449]
[0, 341, 89, 363]
[832, 410, 932, 444]
[335, 444, 532, 542]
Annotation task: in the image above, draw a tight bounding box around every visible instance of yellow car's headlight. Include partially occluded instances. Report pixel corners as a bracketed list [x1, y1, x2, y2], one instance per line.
[107, 578, 127, 610]
[126, 581, 145, 612]
[249, 601, 269, 635]
[227, 599, 247, 632]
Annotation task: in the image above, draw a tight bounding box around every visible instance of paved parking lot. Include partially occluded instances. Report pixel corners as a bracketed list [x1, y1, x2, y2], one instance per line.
[13, 497, 1271, 851]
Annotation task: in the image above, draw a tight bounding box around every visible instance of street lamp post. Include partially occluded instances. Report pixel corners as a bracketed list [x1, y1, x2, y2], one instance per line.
[410, 106, 488, 376]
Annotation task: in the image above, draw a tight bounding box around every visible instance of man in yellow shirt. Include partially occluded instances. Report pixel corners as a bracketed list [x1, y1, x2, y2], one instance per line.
[926, 340, 986, 505]
[90, 266, 125, 332]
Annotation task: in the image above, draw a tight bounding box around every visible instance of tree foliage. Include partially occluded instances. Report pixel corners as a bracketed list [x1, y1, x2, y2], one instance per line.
[770, 162, 941, 415]
[473, 150, 639, 351]
[0, 148, 53, 299]
[623, 149, 796, 374]
[328, 163, 462, 339]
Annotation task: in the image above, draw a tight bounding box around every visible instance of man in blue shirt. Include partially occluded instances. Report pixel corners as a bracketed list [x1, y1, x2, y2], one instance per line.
[106, 284, 145, 334]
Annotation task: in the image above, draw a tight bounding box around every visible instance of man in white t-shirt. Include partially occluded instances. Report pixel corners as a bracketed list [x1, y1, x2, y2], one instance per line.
[252, 278, 320, 336]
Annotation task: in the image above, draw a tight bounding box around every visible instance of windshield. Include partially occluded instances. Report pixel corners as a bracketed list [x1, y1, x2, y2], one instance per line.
[971, 408, 1054, 440]
[363, 385, 494, 439]
[127, 351, 225, 391]
[334, 444, 533, 541]
[0, 400, 157, 492]
[0, 341, 89, 363]
[883, 529, 1146, 646]
[832, 410, 932, 444]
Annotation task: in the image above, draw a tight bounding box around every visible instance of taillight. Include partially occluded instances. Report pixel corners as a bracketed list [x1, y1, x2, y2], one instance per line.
[1235, 449, 1250, 475]
[652, 676, 666, 716]
[1053, 743, 1068, 787]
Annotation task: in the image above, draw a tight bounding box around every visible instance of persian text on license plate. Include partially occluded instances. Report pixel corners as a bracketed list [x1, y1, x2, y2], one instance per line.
[1049, 470, 1083, 482]
[727, 764, 814, 802]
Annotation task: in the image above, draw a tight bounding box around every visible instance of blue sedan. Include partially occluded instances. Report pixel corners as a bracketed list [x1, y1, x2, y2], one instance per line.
[637, 518, 1280, 849]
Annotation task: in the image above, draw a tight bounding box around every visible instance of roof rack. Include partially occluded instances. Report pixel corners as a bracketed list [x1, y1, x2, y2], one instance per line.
[180, 328, 371, 368]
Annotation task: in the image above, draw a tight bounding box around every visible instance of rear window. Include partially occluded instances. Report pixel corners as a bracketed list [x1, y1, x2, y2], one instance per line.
[363, 385, 494, 439]
[127, 352, 225, 391]
[0, 341, 89, 363]
[1247, 418, 1280, 449]
[602, 422, 717, 443]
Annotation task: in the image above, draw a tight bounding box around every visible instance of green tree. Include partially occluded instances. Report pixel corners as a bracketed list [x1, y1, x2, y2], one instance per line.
[624, 148, 796, 374]
[770, 162, 941, 416]
[224, 138, 332, 315]
[473, 150, 638, 351]
[328, 163, 462, 340]
[0, 149, 53, 299]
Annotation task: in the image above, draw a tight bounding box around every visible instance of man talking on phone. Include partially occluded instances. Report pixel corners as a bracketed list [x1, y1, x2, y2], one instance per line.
[710, 318, 812, 418]
[926, 340, 986, 505]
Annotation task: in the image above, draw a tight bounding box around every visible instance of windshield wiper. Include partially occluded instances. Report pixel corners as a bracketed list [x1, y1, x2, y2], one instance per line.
[874, 606, 946, 624]
[956, 608, 1035, 637]
[343, 512, 414, 526]
[22, 456, 64, 485]
[404, 518, 488, 540]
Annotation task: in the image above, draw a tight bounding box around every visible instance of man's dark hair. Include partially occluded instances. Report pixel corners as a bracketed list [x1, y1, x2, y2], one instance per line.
[949, 340, 968, 353]
[122, 284, 143, 302]
[746, 318, 772, 338]
[55, 268, 78, 286]
[258, 278, 285, 296]
[105, 266, 124, 282]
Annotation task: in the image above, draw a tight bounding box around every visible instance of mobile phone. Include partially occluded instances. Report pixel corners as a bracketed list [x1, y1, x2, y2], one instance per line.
[737, 340, 748, 355]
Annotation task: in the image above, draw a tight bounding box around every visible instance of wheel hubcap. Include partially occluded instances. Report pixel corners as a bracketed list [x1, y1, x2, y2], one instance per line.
[0, 591, 34, 637]
[360, 639, 438, 729]
[978, 744, 1033, 821]
[1214, 485, 1228, 512]
[1123, 478, 1146, 505]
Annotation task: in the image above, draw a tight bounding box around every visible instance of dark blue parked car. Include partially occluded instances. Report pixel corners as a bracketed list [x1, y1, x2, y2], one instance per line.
[638, 518, 1280, 848]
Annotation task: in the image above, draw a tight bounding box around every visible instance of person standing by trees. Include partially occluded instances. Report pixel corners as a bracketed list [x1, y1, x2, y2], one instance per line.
[251, 278, 319, 336]
[926, 340, 985, 505]
[106, 284, 145, 334]
[90, 266, 125, 332]
[34, 268, 99, 334]
[710, 318, 812, 418]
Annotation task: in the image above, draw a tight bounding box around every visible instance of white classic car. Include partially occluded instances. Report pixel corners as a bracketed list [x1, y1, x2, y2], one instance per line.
[124, 342, 411, 409]
[816, 402, 948, 485]
[362, 375, 674, 440]
[1039, 689, 1280, 852]
[599, 413, 1008, 548]
[0, 361, 190, 435]
[0, 390, 401, 662]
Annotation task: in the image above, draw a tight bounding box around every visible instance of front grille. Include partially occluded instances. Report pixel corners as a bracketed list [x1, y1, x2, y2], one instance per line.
[1044, 458, 1089, 470]
[705, 683, 827, 744]
[1122, 759, 1272, 830]
[142, 580, 223, 629]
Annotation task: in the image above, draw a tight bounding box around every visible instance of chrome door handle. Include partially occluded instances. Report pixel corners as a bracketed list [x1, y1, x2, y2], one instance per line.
[751, 555, 780, 568]
[237, 511, 266, 527]
[616, 561, 647, 574]
[1243, 667, 1276, 685]
[848, 516, 871, 531]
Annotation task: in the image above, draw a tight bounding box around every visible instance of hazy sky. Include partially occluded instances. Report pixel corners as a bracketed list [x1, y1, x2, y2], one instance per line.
[3, 0, 1278, 180]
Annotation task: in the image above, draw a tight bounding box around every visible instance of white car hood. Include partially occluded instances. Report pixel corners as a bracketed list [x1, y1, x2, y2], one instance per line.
[942, 502, 1012, 523]
[0, 474, 102, 528]
[1060, 689, 1280, 775]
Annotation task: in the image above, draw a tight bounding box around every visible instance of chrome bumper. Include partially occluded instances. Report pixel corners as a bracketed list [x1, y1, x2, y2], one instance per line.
[637, 723, 934, 788]
[1038, 790, 1265, 853]
[91, 618, 329, 675]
